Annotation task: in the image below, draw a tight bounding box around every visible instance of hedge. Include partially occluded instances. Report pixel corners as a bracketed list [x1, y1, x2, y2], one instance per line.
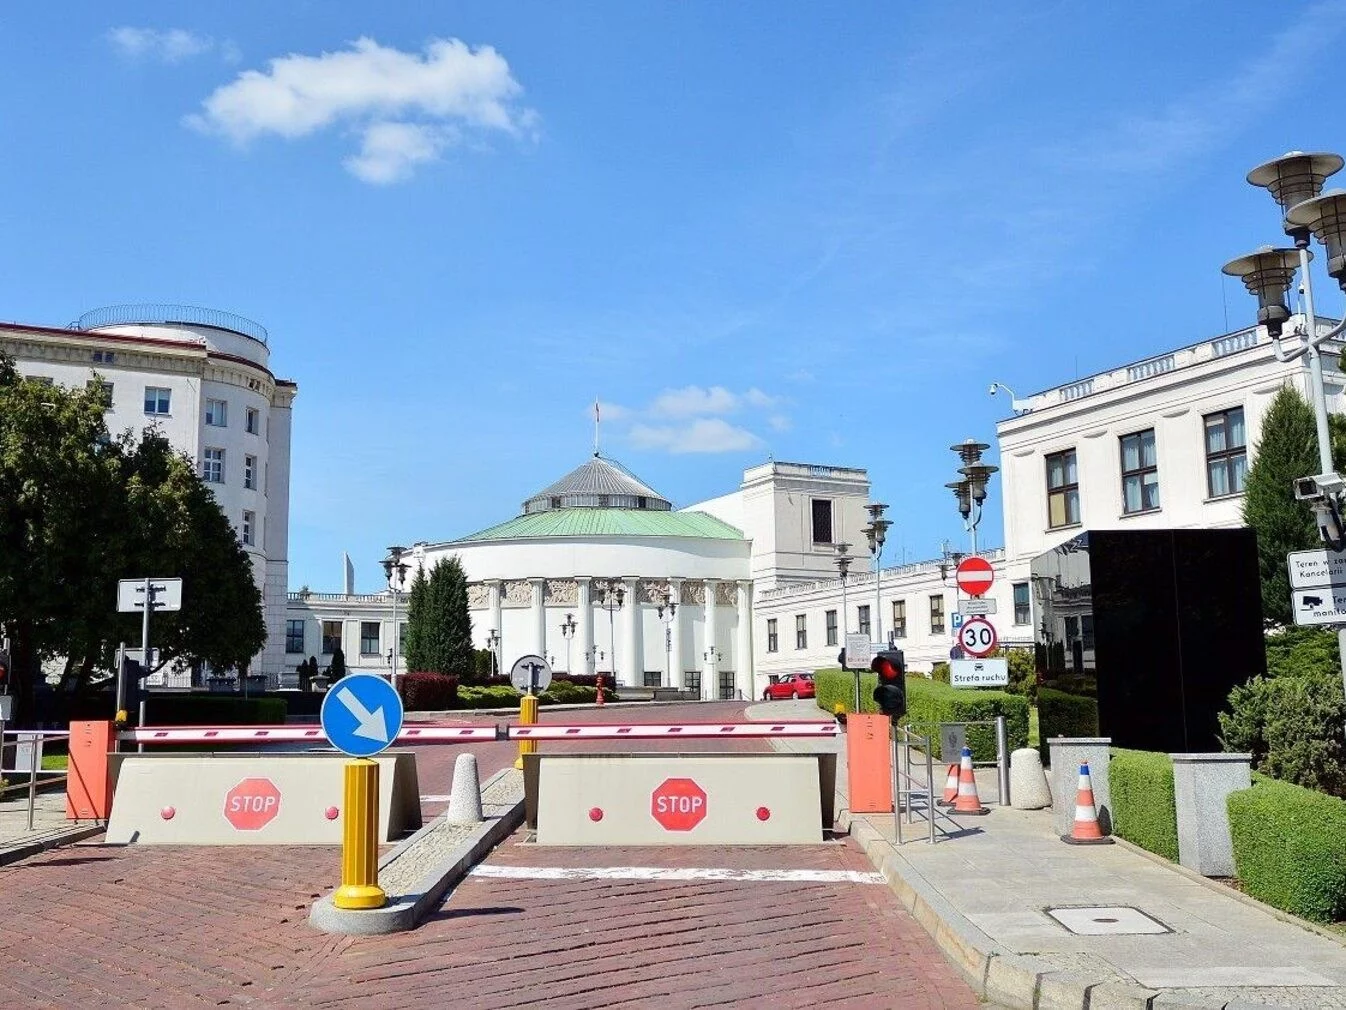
[1109, 749, 1178, 861]
[144, 695, 286, 725]
[398, 672, 459, 712]
[454, 682, 612, 709]
[1037, 688, 1099, 762]
[1228, 777, 1346, 922]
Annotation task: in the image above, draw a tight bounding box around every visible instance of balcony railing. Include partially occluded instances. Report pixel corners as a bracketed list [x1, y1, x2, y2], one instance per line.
[72, 303, 269, 345]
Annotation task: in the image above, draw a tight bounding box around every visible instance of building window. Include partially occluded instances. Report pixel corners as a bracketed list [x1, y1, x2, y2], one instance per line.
[766, 618, 778, 653]
[644, 670, 662, 687]
[1046, 449, 1080, 528]
[1013, 582, 1030, 625]
[144, 386, 171, 415]
[686, 670, 701, 697]
[795, 614, 807, 650]
[201, 447, 225, 483]
[244, 454, 257, 490]
[825, 609, 838, 647]
[205, 398, 228, 427]
[811, 499, 833, 544]
[241, 510, 255, 546]
[360, 622, 381, 656]
[86, 380, 113, 409]
[321, 621, 342, 655]
[399, 623, 407, 652]
[857, 605, 871, 637]
[285, 620, 305, 654]
[719, 670, 736, 700]
[1120, 429, 1159, 513]
[246, 407, 260, 434]
[892, 600, 907, 639]
[1205, 407, 1248, 497]
[930, 596, 945, 635]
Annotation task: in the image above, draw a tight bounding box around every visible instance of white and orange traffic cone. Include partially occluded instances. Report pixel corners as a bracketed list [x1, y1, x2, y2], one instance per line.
[1061, 761, 1114, 845]
[952, 746, 989, 816]
[936, 763, 959, 807]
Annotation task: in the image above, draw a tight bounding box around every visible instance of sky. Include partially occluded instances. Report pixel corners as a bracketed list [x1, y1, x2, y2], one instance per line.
[2, 2, 1345, 591]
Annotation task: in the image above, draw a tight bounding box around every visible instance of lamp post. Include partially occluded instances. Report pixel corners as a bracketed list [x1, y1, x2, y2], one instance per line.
[559, 613, 577, 674]
[486, 628, 500, 679]
[655, 588, 677, 688]
[380, 546, 409, 690]
[947, 440, 998, 556]
[599, 578, 624, 683]
[833, 542, 857, 711]
[703, 645, 720, 699]
[862, 504, 891, 648]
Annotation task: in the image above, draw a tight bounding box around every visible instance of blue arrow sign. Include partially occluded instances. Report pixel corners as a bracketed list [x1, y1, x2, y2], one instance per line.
[320, 673, 405, 758]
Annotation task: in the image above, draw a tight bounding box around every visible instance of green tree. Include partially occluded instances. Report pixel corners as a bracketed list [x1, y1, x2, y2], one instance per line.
[328, 645, 347, 680]
[402, 564, 430, 673]
[405, 557, 475, 676]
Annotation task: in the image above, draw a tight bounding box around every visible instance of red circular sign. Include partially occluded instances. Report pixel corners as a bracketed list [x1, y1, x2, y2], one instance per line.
[650, 777, 707, 831]
[955, 556, 994, 597]
[223, 778, 282, 831]
[958, 617, 999, 658]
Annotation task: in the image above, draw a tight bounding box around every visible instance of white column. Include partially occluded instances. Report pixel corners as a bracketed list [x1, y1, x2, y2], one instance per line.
[669, 579, 685, 690]
[578, 578, 594, 674]
[702, 579, 718, 699]
[531, 578, 546, 660]
[488, 580, 503, 675]
[735, 580, 753, 701]
[623, 577, 642, 687]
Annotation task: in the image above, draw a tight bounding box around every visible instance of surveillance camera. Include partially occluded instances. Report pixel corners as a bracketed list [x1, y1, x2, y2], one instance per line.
[1295, 476, 1322, 501]
[1297, 473, 1346, 501]
[988, 383, 998, 396]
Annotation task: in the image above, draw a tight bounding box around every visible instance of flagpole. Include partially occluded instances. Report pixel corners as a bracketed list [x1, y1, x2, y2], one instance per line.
[594, 400, 601, 457]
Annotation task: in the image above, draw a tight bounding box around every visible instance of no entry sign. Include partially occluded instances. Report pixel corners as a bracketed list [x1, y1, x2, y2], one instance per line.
[956, 556, 994, 597]
[224, 778, 282, 831]
[651, 778, 707, 831]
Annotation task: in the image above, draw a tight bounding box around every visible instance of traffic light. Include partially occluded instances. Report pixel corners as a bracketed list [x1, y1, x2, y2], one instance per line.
[122, 657, 150, 706]
[871, 649, 906, 718]
[0, 644, 9, 686]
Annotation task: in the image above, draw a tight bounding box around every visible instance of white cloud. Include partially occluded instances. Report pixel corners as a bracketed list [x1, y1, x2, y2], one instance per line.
[108, 27, 214, 64]
[767, 414, 792, 432]
[185, 36, 535, 182]
[649, 385, 741, 418]
[629, 419, 763, 455]
[743, 387, 779, 409]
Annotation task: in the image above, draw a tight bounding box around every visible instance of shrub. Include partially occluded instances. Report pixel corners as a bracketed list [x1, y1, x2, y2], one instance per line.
[813, 668, 875, 715]
[1109, 749, 1178, 861]
[1228, 777, 1346, 922]
[457, 685, 523, 709]
[398, 672, 459, 711]
[145, 695, 286, 725]
[904, 678, 1029, 761]
[1001, 648, 1037, 702]
[540, 681, 597, 705]
[930, 662, 951, 685]
[1037, 688, 1100, 762]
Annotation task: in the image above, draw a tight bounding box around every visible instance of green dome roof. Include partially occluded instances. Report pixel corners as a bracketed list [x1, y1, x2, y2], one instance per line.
[457, 508, 744, 543]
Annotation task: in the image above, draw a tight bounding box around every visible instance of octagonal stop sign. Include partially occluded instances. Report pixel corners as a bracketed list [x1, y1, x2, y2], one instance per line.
[223, 778, 282, 831]
[650, 777, 707, 831]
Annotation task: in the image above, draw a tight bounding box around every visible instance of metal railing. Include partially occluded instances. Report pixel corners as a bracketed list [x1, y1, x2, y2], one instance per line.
[71, 303, 269, 344]
[1, 729, 69, 832]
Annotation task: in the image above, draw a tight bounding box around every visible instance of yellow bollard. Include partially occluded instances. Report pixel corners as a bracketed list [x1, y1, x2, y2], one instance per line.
[332, 758, 386, 910]
[514, 693, 539, 770]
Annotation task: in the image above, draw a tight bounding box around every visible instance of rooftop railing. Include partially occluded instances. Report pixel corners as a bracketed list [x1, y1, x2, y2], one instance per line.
[72, 304, 268, 345]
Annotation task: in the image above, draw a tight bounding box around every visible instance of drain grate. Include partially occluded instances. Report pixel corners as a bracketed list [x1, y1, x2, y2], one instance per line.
[1046, 905, 1170, 935]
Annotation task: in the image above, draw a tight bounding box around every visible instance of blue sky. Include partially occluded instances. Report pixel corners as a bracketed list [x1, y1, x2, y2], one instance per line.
[2, 2, 1345, 591]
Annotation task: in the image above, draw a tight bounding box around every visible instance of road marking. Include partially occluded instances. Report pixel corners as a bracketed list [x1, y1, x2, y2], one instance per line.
[420, 794, 452, 802]
[469, 865, 885, 884]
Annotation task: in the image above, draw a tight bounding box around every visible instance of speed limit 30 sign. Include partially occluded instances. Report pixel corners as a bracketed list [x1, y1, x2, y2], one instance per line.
[958, 617, 998, 658]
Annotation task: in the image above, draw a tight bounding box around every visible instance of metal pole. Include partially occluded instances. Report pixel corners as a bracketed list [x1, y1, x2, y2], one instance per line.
[891, 719, 902, 845]
[390, 583, 399, 691]
[26, 735, 38, 831]
[874, 545, 883, 647]
[926, 742, 935, 844]
[995, 715, 1011, 807]
[137, 578, 151, 754]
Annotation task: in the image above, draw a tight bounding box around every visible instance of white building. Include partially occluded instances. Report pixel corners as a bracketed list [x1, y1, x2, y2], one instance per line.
[0, 305, 297, 678]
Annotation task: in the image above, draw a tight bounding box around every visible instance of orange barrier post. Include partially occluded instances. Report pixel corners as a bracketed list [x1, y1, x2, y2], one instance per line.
[67, 720, 115, 821]
[845, 714, 893, 814]
[1061, 761, 1115, 845]
[951, 746, 989, 816]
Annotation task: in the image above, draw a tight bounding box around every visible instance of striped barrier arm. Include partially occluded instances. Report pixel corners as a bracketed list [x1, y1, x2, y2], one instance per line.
[507, 721, 839, 741]
[118, 725, 503, 745]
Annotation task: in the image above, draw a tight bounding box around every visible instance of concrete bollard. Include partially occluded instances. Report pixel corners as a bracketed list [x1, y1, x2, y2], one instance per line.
[446, 753, 484, 824]
[1171, 752, 1250, 877]
[1049, 737, 1112, 836]
[1009, 748, 1052, 810]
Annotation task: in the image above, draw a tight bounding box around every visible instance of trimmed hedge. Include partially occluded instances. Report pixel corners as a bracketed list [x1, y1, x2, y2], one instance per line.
[1110, 749, 1178, 861]
[1037, 688, 1099, 761]
[1228, 777, 1346, 922]
[454, 682, 612, 709]
[815, 667, 875, 715]
[145, 695, 286, 725]
[398, 672, 459, 712]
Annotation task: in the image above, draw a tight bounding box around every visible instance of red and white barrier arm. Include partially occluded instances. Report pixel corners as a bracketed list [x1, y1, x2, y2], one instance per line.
[119, 724, 503, 745]
[507, 721, 838, 741]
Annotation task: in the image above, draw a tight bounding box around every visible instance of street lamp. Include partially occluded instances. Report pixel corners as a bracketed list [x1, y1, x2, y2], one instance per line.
[703, 645, 720, 699]
[862, 504, 891, 647]
[559, 612, 577, 674]
[947, 440, 998, 556]
[936, 541, 966, 583]
[380, 546, 409, 689]
[486, 628, 500, 678]
[655, 587, 677, 688]
[598, 578, 624, 683]
[833, 542, 858, 711]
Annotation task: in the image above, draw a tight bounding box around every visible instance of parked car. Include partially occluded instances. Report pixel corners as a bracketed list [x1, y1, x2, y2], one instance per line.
[762, 672, 815, 700]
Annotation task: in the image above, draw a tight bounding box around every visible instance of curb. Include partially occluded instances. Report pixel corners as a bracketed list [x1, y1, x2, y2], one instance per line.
[308, 768, 524, 935]
[0, 823, 104, 867]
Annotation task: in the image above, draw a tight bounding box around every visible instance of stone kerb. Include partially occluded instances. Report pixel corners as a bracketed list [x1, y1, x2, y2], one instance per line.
[1048, 737, 1111, 836]
[1171, 751, 1251, 877]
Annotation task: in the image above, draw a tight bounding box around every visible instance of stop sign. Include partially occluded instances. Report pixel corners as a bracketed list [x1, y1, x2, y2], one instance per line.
[650, 777, 707, 832]
[955, 556, 994, 597]
[223, 778, 282, 831]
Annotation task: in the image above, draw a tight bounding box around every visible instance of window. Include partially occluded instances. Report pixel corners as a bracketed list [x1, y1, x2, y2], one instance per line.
[825, 609, 838, 647]
[811, 499, 833, 544]
[321, 621, 342, 655]
[202, 447, 225, 483]
[206, 398, 228, 426]
[86, 380, 113, 408]
[892, 600, 907, 639]
[857, 605, 871, 637]
[1205, 407, 1247, 497]
[719, 670, 736, 700]
[285, 620, 305, 654]
[360, 622, 381, 656]
[1046, 449, 1080, 528]
[644, 670, 662, 687]
[144, 386, 171, 415]
[241, 510, 255, 546]
[766, 619, 778, 653]
[244, 454, 257, 490]
[1013, 583, 1030, 625]
[399, 623, 407, 653]
[1120, 429, 1159, 513]
[245, 407, 260, 434]
[686, 670, 702, 697]
[795, 614, 808, 650]
[930, 595, 945, 635]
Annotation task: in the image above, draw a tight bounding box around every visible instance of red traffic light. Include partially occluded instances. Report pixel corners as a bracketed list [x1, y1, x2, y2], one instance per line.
[870, 651, 904, 680]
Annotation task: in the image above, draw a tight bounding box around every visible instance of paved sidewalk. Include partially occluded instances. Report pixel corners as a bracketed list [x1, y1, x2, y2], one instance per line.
[0, 786, 102, 865]
[750, 700, 1346, 1010]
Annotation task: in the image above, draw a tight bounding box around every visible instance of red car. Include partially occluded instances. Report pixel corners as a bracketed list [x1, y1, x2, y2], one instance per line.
[762, 672, 816, 701]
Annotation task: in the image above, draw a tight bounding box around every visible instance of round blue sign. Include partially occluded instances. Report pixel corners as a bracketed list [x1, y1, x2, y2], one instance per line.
[319, 673, 405, 757]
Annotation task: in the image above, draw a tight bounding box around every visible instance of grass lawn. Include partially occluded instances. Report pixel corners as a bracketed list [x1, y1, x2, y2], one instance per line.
[41, 753, 68, 771]
[1028, 705, 1040, 751]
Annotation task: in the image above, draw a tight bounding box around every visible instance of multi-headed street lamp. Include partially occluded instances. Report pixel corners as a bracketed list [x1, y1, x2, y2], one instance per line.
[380, 546, 409, 689]
[559, 612, 577, 674]
[862, 503, 891, 647]
[655, 587, 677, 688]
[832, 542, 860, 711]
[486, 628, 500, 679]
[598, 578, 625, 682]
[947, 440, 998, 556]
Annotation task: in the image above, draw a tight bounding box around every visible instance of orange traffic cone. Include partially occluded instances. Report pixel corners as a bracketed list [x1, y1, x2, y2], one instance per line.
[936, 763, 959, 807]
[1061, 761, 1114, 845]
[952, 746, 989, 816]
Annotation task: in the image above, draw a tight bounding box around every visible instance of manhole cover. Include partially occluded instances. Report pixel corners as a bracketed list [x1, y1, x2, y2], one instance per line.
[1046, 906, 1170, 935]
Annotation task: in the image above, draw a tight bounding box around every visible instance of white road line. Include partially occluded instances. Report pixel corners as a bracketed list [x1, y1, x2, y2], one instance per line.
[420, 794, 452, 802]
[468, 865, 885, 884]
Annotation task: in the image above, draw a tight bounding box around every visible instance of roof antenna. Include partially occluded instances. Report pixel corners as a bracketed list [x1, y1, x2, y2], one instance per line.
[593, 399, 601, 457]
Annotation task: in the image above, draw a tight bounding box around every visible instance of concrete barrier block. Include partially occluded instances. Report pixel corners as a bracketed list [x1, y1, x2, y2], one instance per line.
[1171, 752, 1251, 877]
[1048, 737, 1111, 836]
[1010, 747, 1052, 809]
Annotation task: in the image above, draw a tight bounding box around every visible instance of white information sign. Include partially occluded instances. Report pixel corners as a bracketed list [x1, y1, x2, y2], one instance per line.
[843, 633, 873, 669]
[510, 654, 553, 694]
[117, 578, 183, 613]
[1292, 588, 1346, 627]
[958, 598, 998, 616]
[1288, 549, 1346, 590]
[950, 659, 1009, 688]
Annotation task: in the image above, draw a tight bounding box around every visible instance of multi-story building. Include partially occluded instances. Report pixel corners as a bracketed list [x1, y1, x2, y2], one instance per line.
[0, 304, 297, 679]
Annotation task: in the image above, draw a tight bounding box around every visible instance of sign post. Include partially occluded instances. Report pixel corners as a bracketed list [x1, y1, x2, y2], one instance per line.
[117, 577, 183, 751]
[843, 633, 873, 714]
[511, 655, 552, 770]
